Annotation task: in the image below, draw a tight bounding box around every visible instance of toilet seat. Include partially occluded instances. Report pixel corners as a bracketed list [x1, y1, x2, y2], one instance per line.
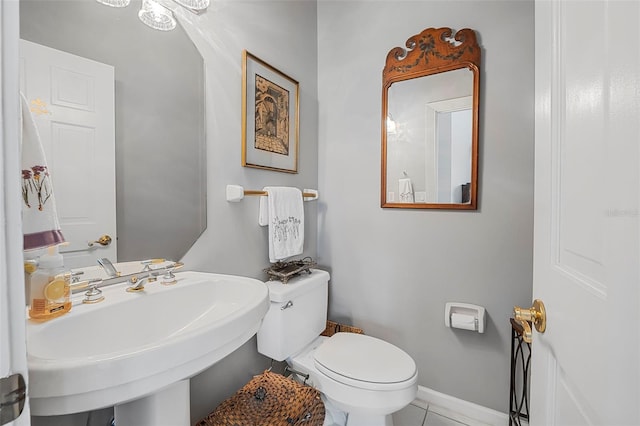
[313, 333, 417, 391]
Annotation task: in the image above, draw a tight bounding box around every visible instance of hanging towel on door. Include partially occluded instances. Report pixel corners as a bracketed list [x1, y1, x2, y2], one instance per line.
[20, 93, 65, 250]
[259, 187, 304, 263]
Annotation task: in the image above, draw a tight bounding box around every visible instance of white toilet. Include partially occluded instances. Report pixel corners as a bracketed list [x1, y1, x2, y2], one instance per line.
[257, 269, 418, 426]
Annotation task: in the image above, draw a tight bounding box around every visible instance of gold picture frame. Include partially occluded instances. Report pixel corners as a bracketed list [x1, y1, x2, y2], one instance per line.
[242, 50, 299, 173]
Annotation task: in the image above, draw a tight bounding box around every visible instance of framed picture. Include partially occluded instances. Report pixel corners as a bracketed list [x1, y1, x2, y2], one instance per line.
[242, 50, 299, 173]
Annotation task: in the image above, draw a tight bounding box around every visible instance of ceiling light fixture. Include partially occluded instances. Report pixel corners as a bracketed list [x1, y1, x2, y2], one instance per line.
[95, 0, 208, 31]
[138, 0, 177, 31]
[95, 0, 131, 7]
[172, 0, 209, 11]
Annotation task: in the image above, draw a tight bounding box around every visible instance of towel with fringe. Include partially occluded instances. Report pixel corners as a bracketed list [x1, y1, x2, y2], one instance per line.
[20, 93, 65, 250]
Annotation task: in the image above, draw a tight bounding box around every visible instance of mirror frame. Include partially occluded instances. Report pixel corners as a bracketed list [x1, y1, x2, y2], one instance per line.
[381, 27, 481, 209]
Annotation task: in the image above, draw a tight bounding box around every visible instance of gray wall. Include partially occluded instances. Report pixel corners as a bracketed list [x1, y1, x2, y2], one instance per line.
[178, 0, 319, 423]
[20, 0, 206, 264]
[317, 0, 534, 413]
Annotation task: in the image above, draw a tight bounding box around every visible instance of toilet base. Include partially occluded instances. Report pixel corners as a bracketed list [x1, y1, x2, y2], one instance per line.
[346, 412, 393, 426]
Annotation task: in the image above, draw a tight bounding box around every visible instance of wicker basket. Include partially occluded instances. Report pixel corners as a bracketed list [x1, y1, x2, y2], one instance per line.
[320, 320, 364, 337]
[196, 370, 325, 426]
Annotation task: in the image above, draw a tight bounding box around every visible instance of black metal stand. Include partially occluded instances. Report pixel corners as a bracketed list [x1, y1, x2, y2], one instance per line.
[509, 318, 531, 426]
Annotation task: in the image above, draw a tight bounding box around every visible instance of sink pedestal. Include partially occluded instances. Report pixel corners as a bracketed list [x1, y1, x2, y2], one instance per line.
[114, 380, 190, 426]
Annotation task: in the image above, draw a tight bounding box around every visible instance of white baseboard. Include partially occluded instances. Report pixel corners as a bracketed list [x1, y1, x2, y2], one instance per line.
[413, 385, 510, 426]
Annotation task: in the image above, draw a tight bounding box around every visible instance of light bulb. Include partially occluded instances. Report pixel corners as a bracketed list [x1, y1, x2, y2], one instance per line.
[138, 0, 177, 31]
[387, 115, 397, 134]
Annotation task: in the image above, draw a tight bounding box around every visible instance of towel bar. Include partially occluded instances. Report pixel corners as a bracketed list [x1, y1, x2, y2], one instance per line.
[226, 184, 319, 202]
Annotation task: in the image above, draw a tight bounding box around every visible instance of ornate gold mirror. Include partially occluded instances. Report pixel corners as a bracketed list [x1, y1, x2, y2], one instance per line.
[381, 27, 480, 209]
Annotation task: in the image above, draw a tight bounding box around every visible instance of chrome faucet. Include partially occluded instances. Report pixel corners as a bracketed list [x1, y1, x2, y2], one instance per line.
[70, 261, 184, 295]
[97, 257, 119, 277]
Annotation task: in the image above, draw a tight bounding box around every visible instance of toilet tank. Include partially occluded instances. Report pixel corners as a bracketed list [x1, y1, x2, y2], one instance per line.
[257, 269, 329, 361]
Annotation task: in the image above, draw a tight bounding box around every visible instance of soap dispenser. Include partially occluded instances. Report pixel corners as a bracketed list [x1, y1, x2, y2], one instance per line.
[29, 244, 71, 320]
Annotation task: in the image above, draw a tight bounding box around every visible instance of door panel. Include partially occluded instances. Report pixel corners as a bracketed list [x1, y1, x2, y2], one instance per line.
[531, 1, 640, 425]
[50, 66, 96, 111]
[20, 39, 116, 269]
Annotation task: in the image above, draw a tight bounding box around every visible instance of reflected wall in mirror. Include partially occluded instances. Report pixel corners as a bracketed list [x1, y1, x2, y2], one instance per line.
[20, 0, 206, 268]
[381, 27, 480, 209]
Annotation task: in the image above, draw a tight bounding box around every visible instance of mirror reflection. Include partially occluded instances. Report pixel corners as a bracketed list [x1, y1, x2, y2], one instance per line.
[20, 0, 207, 267]
[386, 69, 473, 204]
[381, 27, 480, 209]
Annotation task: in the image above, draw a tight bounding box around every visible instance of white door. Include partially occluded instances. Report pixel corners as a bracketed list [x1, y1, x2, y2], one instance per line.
[1, 1, 30, 424]
[530, 1, 639, 425]
[19, 40, 116, 269]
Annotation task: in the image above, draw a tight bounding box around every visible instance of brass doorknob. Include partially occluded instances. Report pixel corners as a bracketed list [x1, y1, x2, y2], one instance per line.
[88, 235, 112, 247]
[513, 299, 546, 344]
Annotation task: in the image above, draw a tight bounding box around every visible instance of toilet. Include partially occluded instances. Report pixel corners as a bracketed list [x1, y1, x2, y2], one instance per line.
[257, 269, 418, 426]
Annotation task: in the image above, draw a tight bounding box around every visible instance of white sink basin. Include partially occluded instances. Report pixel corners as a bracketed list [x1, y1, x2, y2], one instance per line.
[27, 271, 269, 418]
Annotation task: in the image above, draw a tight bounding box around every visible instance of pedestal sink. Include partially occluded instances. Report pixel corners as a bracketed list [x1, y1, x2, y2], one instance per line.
[27, 271, 269, 424]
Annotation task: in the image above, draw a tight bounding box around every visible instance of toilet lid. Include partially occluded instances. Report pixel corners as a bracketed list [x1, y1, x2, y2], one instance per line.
[313, 333, 417, 387]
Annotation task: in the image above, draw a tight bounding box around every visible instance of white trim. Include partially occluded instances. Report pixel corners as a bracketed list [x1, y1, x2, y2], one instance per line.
[1, 0, 31, 424]
[414, 385, 509, 426]
[424, 96, 473, 203]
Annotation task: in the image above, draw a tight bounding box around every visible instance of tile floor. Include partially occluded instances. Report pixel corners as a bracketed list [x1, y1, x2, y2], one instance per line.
[392, 401, 489, 426]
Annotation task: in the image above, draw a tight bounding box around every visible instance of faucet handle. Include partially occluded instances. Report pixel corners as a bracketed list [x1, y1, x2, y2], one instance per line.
[127, 275, 148, 292]
[69, 271, 84, 283]
[162, 271, 177, 286]
[161, 262, 183, 286]
[70, 278, 102, 293]
[83, 284, 104, 304]
[140, 258, 166, 272]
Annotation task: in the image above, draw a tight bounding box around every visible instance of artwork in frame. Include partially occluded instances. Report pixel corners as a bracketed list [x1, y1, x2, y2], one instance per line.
[242, 50, 299, 173]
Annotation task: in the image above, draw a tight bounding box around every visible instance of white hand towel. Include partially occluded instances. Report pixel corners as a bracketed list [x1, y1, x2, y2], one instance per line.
[260, 186, 304, 263]
[20, 93, 66, 250]
[399, 178, 414, 203]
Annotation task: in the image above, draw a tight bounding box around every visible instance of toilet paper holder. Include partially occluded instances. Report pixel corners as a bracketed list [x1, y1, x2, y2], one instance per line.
[444, 302, 486, 333]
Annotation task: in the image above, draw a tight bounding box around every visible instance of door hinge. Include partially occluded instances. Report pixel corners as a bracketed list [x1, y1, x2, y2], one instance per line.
[0, 373, 26, 425]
